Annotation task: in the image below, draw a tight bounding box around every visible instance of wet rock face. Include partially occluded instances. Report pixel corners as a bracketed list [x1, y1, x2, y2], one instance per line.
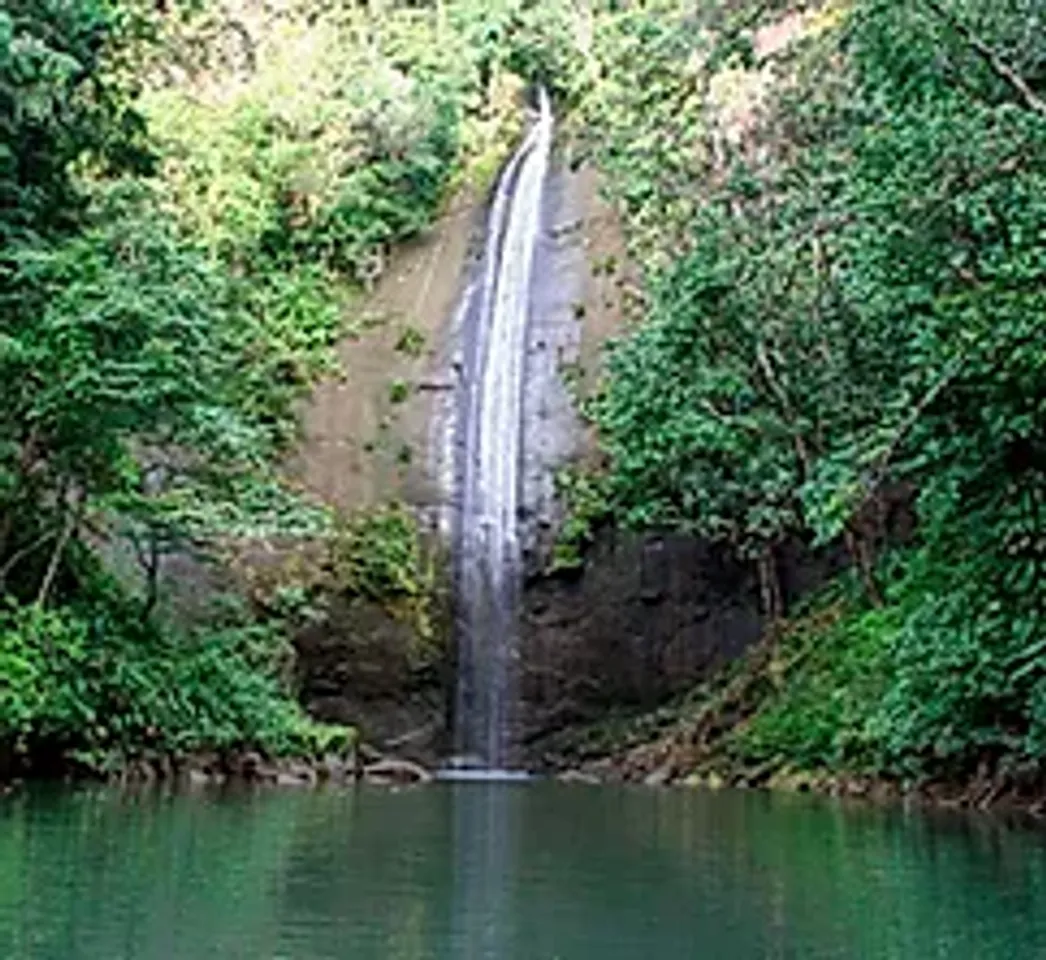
[518, 158, 591, 562]
[515, 526, 867, 754]
[519, 159, 631, 566]
[517, 532, 766, 746]
[294, 598, 449, 765]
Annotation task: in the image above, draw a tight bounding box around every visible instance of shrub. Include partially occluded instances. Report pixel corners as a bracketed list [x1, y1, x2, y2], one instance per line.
[0, 587, 345, 775]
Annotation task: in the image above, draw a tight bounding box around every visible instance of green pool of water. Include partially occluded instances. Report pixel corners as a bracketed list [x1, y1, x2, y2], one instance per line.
[1, 782, 1045, 958]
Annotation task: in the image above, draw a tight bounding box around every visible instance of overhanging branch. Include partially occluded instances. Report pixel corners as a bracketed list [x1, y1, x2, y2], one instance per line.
[923, 0, 1046, 118]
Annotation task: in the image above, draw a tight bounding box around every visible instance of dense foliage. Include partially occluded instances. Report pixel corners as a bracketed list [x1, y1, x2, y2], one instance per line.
[8, 0, 1041, 793]
[0, 0, 150, 244]
[0, 0, 354, 773]
[0, 0, 573, 776]
[582, 0, 1046, 786]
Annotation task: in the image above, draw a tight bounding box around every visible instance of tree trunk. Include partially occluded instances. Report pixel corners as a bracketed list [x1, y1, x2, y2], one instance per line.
[844, 525, 882, 607]
[757, 548, 784, 621]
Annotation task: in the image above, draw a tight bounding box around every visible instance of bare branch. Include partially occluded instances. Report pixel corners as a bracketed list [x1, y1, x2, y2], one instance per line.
[923, 0, 1046, 118]
[754, 339, 814, 476]
[863, 356, 966, 500]
[35, 493, 85, 608]
[35, 512, 76, 608]
[0, 529, 59, 589]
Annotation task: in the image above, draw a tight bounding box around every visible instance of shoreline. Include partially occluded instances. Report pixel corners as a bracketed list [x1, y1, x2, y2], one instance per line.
[0, 743, 440, 793]
[6, 747, 1046, 826]
[542, 759, 1046, 821]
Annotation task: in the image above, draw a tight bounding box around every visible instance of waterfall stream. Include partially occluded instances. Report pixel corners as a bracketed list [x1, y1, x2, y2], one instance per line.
[453, 90, 553, 770]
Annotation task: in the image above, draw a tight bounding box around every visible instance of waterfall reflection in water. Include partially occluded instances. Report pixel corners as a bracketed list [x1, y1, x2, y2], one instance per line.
[450, 783, 518, 959]
[3, 785, 1046, 959]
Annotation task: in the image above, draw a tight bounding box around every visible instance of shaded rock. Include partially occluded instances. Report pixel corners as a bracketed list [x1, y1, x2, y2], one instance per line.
[295, 599, 448, 769]
[556, 769, 601, 785]
[316, 753, 352, 783]
[276, 764, 317, 787]
[363, 757, 433, 786]
[187, 769, 214, 788]
[237, 751, 264, 779]
[519, 532, 766, 762]
[644, 766, 673, 787]
[417, 377, 455, 391]
[358, 742, 384, 764]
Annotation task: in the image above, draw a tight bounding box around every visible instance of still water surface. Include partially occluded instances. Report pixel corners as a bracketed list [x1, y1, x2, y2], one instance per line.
[2, 783, 1045, 959]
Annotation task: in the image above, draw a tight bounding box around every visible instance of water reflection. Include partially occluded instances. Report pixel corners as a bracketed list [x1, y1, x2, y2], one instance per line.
[1, 784, 1046, 959]
[450, 784, 519, 959]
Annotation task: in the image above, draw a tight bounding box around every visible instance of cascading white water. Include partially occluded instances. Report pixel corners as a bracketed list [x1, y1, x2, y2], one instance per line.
[454, 90, 553, 770]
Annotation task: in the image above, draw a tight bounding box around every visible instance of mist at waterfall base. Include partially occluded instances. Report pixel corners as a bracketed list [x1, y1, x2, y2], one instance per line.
[450, 90, 553, 773]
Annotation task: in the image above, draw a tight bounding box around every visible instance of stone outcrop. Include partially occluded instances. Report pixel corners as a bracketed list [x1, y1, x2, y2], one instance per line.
[294, 596, 450, 766]
[515, 488, 914, 763]
[517, 532, 769, 750]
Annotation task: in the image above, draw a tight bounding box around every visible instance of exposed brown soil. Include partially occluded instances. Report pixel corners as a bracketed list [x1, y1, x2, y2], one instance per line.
[568, 163, 632, 409]
[291, 190, 482, 515]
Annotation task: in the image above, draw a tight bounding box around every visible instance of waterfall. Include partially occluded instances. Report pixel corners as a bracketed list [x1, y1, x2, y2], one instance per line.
[453, 90, 553, 770]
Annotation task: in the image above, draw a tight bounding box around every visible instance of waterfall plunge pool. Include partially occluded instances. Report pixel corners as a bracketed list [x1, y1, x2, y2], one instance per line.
[3, 782, 1046, 959]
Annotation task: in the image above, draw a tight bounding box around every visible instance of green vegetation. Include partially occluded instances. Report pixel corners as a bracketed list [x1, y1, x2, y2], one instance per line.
[547, 466, 611, 573]
[253, 502, 444, 664]
[575, 0, 1046, 790]
[0, 586, 343, 775]
[0, 0, 347, 774]
[0, 0, 572, 778]
[5, 0, 1041, 797]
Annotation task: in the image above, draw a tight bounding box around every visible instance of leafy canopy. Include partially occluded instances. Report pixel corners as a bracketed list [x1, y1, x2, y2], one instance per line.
[582, 0, 1046, 781]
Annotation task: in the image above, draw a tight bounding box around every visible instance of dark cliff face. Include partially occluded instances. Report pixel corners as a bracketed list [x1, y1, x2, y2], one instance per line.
[517, 533, 766, 749]
[295, 594, 452, 764]
[291, 530, 769, 766]
[515, 487, 916, 764]
[292, 504, 910, 766]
